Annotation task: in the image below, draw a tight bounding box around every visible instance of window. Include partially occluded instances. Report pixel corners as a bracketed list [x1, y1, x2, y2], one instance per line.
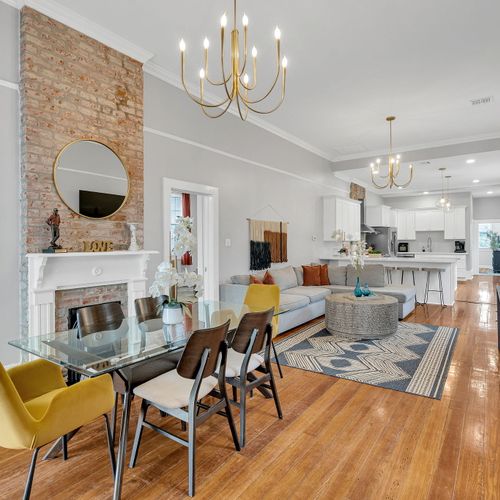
[479, 223, 492, 249]
[170, 193, 182, 245]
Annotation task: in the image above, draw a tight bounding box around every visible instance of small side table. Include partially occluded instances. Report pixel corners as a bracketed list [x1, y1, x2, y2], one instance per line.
[325, 293, 398, 340]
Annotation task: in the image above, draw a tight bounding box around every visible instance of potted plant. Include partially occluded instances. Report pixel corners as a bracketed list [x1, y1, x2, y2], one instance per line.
[487, 230, 500, 273]
[349, 240, 368, 297]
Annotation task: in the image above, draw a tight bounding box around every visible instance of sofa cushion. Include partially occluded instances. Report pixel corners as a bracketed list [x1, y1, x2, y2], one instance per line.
[268, 266, 298, 291]
[293, 266, 304, 286]
[324, 285, 353, 294]
[279, 293, 310, 312]
[328, 265, 347, 285]
[231, 275, 251, 285]
[371, 286, 416, 304]
[346, 264, 386, 287]
[303, 266, 321, 286]
[284, 286, 331, 303]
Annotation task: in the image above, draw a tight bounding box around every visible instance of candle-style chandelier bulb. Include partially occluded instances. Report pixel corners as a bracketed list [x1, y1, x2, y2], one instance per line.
[179, 0, 287, 120]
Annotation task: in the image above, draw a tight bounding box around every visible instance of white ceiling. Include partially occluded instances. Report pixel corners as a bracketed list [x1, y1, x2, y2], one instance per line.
[33, 0, 500, 161]
[335, 150, 500, 198]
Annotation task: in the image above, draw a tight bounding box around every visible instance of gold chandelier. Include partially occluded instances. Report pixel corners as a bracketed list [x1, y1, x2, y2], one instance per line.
[178, 0, 287, 120]
[370, 116, 414, 189]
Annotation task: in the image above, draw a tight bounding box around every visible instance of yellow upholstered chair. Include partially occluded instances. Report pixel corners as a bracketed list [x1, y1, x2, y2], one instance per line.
[0, 359, 115, 499]
[243, 284, 283, 378]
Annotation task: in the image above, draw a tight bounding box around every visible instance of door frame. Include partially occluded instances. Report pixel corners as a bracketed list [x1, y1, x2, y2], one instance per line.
[162, 178, 219, 300]
[471, 219, 500, 275]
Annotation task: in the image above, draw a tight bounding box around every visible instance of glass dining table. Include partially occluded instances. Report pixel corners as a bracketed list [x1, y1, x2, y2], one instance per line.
[8, 299, 285, 500]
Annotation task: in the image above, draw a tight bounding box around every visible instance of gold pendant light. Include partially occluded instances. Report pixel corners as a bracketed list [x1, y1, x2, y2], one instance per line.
[370, 116, 414, 189]
[178, 0, 288, 120]
[436, 168, 452, 211]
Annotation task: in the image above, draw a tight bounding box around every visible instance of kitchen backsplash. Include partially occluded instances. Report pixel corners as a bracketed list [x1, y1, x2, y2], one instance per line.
[399, 231, 465, 253]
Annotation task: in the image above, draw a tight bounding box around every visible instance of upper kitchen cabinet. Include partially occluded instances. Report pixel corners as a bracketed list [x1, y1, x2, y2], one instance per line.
[415, 209, 445, 231]
[394, 209, 416, 240]
[366, 205, 392, 227]
[444, 206, 466, 239]
[323, 196, 361, 241]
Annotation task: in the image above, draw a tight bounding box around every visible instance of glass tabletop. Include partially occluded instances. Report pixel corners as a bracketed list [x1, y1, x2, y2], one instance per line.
[9, 300, 286, 378]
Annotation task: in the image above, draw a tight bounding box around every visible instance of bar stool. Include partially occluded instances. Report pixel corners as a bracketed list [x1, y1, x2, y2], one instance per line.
[422, 267, 446, 307]
[385, 266, 398, 284]
[400, 267, 422, 306]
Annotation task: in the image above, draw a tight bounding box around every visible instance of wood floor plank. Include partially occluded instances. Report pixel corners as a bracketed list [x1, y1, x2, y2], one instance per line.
[0, 276, 498, 499]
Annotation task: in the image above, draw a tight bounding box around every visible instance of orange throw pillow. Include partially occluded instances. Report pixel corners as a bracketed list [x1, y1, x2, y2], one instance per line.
[250, 275, 263, 284]
[302, 265, 321, 286]
[319, 264, 330, 285]
[263, 271, 275, 284]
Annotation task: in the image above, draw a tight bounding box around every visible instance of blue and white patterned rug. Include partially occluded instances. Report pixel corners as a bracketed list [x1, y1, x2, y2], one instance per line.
[274, 321, 459, 399]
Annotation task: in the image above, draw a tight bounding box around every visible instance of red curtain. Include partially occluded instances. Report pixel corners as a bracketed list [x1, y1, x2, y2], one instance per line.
[181, 193, 192, 266]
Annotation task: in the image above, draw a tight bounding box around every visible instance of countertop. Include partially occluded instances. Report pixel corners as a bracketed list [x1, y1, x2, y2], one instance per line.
[320, 255, 462, 264]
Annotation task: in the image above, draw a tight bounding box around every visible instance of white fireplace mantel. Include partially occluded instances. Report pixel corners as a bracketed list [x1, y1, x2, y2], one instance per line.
[27, 250, 159, 337]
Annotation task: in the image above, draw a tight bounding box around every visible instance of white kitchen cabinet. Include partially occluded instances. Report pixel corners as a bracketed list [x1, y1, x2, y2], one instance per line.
[415, 209, 445, 231]
[395, 210, 416, 240]
[444, 207, 466, 239]
[366, 205, 392, 227]
[323, 196, 361, 241]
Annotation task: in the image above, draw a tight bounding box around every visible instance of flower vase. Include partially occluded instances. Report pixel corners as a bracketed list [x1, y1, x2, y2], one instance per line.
[353, 277, 363, 297]
[162, 303, 183, 325]
[362, 282, 371, 296]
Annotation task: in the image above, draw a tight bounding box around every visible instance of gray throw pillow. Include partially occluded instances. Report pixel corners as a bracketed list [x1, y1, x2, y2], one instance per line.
[268, 266, 298, 290]
[293, 266, 304, 286]
[230, 275, 251, 285]
[328, 265, 347, 285]
[346, 264, 385, 287]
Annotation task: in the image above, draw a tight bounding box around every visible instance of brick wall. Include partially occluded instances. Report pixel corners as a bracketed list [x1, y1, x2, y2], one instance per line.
[55, 284, 128, 332]
[19, 7, 144, 333]
[20, 7, 144, 253]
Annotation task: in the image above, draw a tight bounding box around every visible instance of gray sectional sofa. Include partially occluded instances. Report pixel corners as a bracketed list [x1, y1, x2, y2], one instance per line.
[219, 264, 416, 334]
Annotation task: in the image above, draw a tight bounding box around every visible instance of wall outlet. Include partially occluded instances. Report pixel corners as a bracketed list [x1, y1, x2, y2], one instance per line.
[312, 235, 317, 241]
[225, 238, 231, 247]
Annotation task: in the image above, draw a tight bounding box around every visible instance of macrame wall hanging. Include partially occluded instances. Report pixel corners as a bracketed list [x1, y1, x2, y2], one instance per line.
[248, 205, 288, 270]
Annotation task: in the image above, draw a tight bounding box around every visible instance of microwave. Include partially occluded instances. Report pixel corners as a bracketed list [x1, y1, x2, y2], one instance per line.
[398, 242, 409, 253]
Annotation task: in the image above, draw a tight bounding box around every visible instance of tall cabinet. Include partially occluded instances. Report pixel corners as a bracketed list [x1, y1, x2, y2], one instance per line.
[394, 210, 416, 240]
[323, 196, 361, 241]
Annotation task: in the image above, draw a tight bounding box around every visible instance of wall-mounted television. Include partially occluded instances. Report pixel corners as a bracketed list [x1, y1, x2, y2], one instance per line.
[79, 190, 125, 218]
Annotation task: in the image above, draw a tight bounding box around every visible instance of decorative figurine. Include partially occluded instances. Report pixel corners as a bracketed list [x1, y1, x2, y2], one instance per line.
[127, 222, 139, 251]
[43, 208, 66, 253]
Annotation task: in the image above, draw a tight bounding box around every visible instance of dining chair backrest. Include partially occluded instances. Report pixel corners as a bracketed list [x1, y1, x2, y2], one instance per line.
[134, 295, 168, 323]
[231, 308, 274, 355]
[244, 284, 280, 336]
[177, 320, 230, 380]
[76, 302, 125, 337]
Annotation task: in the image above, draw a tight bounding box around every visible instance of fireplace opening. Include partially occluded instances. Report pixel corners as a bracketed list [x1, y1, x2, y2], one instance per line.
[67, 300, 123, 330]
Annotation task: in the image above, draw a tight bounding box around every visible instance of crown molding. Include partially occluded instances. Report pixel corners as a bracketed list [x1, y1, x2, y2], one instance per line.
[13, 0, 154, 63]
[333, 172, 381, 195]
[331, 131, 500, 163]
[144, 125, 346, 194]
[143, 60, 334, 163]
[0, 0, 21, 8]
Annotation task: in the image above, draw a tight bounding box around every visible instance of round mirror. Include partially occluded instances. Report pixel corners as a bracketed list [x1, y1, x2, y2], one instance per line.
[53, 140, 129, 219]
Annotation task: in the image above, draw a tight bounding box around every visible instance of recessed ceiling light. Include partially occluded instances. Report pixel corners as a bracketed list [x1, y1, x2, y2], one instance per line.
[423, 191, 429, 195]
[473, 179, 480, 183]
[487, 191, 493, 195]
[466, 159, 476, 164]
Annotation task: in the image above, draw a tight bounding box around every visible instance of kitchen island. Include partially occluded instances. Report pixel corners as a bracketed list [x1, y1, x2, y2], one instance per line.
[320, 254, 460, 306]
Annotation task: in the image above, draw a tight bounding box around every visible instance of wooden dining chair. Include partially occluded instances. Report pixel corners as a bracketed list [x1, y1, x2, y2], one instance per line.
[129, 320, 240, 497]
[135, 295, 168, 323]
[244, 284, 284, 378]
[76, 301, 125, 337]
[225, 308, 283, 447]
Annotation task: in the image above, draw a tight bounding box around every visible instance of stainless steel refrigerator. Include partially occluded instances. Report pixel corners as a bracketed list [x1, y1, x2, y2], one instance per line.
[365, 227, 398, 256]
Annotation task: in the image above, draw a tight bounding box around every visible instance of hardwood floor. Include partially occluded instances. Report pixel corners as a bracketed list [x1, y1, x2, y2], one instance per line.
[1, 276, 498, 499]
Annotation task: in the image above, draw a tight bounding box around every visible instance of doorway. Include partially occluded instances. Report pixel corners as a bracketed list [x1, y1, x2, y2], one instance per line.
[162, 178, 219, 300]
[472, 219, 500, 275]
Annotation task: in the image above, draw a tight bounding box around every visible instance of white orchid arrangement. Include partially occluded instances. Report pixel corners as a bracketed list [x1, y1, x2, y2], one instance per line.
[172, 216, 196, 258]
[349, 240, 368, 275]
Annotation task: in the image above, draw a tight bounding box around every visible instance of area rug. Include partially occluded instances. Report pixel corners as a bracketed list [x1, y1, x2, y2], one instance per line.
[274, 321, 459, 399]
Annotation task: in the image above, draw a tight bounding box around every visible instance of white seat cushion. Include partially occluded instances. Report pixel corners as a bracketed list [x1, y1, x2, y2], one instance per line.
[284, 286, 331, 303]
[133, 369, 218, 409]
[279, 293, 310, 312]
[225, 348, 264, 378]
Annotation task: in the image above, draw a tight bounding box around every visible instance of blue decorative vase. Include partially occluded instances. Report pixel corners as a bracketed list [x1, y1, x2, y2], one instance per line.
[362, 282, 371, 296]
[353, 277, 363, 297]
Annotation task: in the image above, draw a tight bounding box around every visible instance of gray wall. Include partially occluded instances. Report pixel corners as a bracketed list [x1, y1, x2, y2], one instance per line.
[0, 3, 20, 365]
[144, 73, 346, 282]
[473, 196, 500, 220]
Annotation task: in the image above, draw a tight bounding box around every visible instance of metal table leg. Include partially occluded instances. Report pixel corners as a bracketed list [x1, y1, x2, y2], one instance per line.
[112, 373, 132, 500]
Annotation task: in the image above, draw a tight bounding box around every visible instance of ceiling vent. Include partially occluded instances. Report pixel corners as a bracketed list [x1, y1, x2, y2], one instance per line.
[470, 95, 494, 106]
